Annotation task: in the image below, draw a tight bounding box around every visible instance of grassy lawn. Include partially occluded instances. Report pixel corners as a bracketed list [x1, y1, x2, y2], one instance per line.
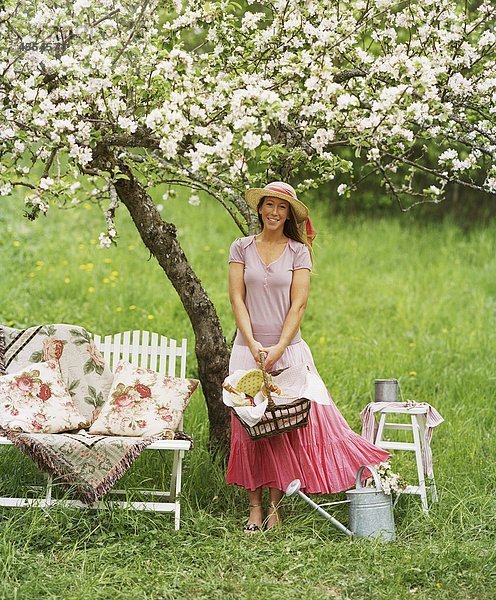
[0, 190, 495, 600]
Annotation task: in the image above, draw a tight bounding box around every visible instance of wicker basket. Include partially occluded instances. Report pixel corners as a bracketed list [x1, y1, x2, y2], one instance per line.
[232, 352, 311, 440]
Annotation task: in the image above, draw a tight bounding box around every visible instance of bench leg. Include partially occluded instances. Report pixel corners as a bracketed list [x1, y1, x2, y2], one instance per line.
[169, 450, 179, 502]
[169, 449, 184, 530]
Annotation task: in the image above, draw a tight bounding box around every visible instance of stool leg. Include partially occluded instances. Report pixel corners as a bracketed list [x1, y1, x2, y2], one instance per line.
[374, 413, 388, 446]
[416, 414, 438, 504]
[411, 415, 428, 513]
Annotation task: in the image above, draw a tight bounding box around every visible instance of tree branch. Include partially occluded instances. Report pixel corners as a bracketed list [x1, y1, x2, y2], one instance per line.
[333, 68, 367, 83]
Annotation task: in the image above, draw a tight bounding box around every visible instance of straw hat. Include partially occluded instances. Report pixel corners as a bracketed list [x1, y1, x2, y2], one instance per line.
[245, 182, 309, 224]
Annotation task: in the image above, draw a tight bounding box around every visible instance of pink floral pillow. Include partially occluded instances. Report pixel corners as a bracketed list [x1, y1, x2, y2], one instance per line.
[89, 360, 199, 437]
[0, 361, 90, 433]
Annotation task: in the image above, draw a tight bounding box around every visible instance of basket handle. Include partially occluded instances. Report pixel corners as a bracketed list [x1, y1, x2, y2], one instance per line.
[355, 465, 382, 492]
[259, 351, 276, 410]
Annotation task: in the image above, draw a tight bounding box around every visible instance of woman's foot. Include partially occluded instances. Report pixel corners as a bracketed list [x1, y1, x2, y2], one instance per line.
[244, 503, 263, 534]
[266, 501, 282, 530]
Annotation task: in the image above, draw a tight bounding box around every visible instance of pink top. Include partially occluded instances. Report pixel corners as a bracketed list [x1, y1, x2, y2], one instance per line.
[229, 235, 312, 347]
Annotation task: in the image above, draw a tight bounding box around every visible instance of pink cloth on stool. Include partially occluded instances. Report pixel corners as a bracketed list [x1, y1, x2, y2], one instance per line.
[360, 402, 444, 477]
[226, 341, 390, 494]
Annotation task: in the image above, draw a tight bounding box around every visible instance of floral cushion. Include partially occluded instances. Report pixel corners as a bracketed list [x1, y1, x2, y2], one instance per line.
[2, 324, 114, 422]
[88, 360, 199, 437]
[0, 360, 90, 433]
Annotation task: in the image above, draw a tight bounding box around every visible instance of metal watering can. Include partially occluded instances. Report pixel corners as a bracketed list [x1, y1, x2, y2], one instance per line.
[286, 465, 396, 541]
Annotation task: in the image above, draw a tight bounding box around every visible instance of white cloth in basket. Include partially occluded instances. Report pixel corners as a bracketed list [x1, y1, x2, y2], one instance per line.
[223, 364, 331, 427]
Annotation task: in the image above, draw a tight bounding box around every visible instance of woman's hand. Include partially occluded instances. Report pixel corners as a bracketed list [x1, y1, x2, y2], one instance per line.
[248, 340, 265, 366]
[259, 344, 286, 372]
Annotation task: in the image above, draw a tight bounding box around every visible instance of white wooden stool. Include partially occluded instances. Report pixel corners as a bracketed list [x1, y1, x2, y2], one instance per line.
[366, 405, 439, 513]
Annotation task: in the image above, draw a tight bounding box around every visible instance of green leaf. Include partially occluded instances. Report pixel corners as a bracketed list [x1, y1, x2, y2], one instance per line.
[66, 379, 80, 397]
[41, 325, 57, 336]
[70, 328, 90, 342]
[94, 364, 104, 376]
[84, 395, 98, 407]
[83, 360, 94, 375]
[29, 351, 43, 362]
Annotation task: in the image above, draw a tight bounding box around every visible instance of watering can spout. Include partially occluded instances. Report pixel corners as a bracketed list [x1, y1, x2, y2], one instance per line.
[285, 479, 353, 537]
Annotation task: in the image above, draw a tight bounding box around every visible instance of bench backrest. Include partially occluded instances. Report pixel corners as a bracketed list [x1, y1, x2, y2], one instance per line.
[93, 330, 187, 378]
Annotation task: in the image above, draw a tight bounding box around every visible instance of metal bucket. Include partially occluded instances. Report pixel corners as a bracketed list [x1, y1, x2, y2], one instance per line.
[346, 465, 396, 541]
[374, 379, 399, 402]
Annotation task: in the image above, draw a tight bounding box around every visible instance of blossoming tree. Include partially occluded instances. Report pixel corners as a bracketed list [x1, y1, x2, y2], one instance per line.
[1, 0, 495, 447]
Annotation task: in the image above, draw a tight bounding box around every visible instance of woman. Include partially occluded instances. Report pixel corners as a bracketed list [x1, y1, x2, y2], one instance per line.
[227, 182, 389, 533]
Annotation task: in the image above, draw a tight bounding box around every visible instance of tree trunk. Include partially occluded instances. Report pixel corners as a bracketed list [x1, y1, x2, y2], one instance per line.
[91, 145, 231, 450]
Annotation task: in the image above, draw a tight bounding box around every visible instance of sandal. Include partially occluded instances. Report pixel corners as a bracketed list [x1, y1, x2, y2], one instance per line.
[243, 523, 261, 534]
[243, 503, 263, 534]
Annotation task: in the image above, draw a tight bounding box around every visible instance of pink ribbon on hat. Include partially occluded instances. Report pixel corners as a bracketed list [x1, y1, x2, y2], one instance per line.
[264, 182, 297, 198]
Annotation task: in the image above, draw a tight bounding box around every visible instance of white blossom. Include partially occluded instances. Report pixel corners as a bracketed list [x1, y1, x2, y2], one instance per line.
[367, 148, 381, 161]
[310, 128, 335, 153]
[0, 0, 493, 219]
[241, 12, 263, 32]
[438, 149, 458, 164]
[485, 176, 496, 193]
[25, 195, 49, 214]
[0, 183, 12, 196]
[98, 232, 112, 248]
[478, 31, 496, 48]
[242, 131, 262, 150]
[337, 93, 359, 110]
[39, 177, 55, 190]
[428, 185, 442, 196]
[117, 116, 138, 133]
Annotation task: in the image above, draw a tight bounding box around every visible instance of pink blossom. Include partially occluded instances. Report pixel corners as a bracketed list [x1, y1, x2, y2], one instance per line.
[31, 413, 47, 431]
[37, 383, 52, 401]
[87, 340, 105, 368]
[157, 407, 173, 422]
[113, 393, 135, 409]
[42, 338, 64, 361]
[16, 376, 34, 392]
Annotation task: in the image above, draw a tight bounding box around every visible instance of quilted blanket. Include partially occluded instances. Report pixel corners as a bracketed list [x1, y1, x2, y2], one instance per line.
[4, 429, 153, 503]
[0, 323, 158, 502]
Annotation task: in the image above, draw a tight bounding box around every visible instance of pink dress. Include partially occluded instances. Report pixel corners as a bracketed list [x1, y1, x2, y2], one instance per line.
[226, 235, 390, 494]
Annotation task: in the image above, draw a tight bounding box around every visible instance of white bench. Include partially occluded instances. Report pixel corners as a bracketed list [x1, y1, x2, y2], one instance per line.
[0, 330, 192, 530]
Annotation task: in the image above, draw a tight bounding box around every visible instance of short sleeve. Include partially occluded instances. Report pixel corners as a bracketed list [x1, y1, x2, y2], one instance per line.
[293, 243, 312, 271]
[228, 238, 245, 264]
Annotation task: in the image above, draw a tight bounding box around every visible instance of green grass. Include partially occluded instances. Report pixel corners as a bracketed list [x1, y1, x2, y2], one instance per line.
[0, 191, 495, 600]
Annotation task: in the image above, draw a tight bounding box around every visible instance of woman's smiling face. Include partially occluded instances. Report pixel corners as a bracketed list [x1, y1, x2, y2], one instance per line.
[259, 196, 290, 232]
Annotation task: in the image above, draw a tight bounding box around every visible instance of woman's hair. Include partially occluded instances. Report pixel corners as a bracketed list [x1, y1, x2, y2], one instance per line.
[257, 197, 310, 249]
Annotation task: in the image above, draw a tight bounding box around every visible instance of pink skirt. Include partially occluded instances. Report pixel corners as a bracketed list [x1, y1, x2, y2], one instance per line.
[226, 340, 390, 494]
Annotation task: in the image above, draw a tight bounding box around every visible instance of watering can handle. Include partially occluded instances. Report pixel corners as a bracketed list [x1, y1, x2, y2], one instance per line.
[355, 465, 382, 492]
